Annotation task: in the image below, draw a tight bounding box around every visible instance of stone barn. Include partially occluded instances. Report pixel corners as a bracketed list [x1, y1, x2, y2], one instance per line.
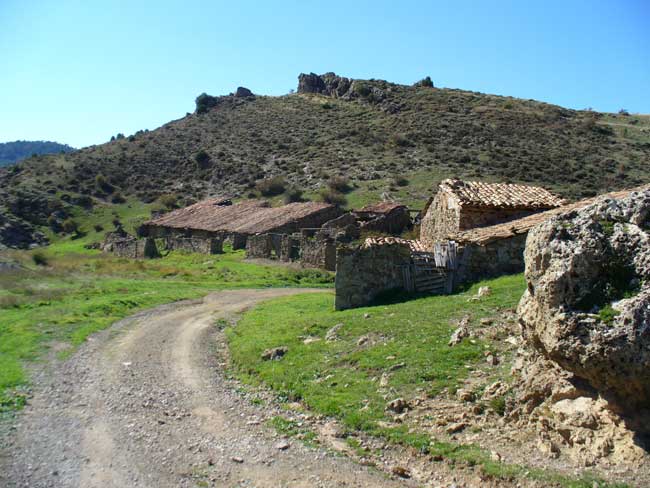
[419, 179, 566, 248]
[140, 198, 341, 249]
[355, 202, 411, 235]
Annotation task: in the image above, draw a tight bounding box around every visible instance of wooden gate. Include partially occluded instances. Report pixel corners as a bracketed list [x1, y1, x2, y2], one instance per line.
[401, 241, 458, 295]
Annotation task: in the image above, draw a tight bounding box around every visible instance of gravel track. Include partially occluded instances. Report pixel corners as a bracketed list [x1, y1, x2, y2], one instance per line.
[1, 289, 408, 488]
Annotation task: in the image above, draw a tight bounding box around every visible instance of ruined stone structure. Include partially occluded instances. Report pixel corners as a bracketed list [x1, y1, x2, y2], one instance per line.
[102, 230, 160, 259]
[141, 198, 341, 250]
[163, 236, 223, 255]
[335, 240, 413, 310]
[299, 229, 338, 271]
[245, 227, 352, 271]
[355, 202, 411, 235]
[420, 179, 565, 248]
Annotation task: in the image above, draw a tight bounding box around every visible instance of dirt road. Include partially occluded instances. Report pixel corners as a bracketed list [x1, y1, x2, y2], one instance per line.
[1, 289, 409, 488]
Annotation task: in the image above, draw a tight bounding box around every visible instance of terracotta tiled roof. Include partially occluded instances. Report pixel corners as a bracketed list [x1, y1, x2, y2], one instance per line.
[358, 202, 406, 214]
[440, 179, 566, 210]
[456, 185, 650, 245]
[144, 199, 336, 235]
[362, 236, 427, 253]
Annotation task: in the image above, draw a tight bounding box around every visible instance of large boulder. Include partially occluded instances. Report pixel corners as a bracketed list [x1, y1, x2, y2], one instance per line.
[518, 188, 650, 407]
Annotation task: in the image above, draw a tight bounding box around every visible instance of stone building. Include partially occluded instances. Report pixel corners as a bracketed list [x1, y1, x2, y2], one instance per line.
[419, 179, 565, 249]
[140, 198, 341, 249]
[355, 202, 411, 235]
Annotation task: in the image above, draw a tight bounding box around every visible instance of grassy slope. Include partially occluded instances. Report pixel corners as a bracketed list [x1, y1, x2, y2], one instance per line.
[226, 276, 626, 487]
[0, 201, 334, 413]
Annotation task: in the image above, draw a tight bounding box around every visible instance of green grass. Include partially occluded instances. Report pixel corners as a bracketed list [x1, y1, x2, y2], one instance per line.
[226, 274, 627, 487]
[0, 228, 334, 414]
[227, 275, 523, 423]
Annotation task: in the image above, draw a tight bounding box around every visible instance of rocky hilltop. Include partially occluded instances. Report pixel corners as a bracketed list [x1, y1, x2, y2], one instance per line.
[1, 72, 649, 248]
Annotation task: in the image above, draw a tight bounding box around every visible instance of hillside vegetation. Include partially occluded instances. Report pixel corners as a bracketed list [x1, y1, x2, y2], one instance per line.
[0, 140, 75, 167]
[1, 73, 649, 247]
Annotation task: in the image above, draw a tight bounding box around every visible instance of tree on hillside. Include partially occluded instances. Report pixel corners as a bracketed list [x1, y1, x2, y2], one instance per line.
[195, 93, 220, 114]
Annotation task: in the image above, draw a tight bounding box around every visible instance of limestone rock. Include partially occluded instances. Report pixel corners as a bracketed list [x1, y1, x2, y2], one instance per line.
[518, 188, 650, 407]
[325, 323, 344, 341]
[234, 86, 254, 98]
[386, 398, 408, 413]
[297, 72, 353, 98]
[448, 315, 470, 346]
[261, 346, 288, 361]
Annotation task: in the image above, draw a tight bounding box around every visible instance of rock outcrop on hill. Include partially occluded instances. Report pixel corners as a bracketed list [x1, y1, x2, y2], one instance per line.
[297, 72, 354, 98]
[518, 188, 650, 407]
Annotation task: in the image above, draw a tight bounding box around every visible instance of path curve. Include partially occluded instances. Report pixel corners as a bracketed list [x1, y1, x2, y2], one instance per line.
[1, 289, 409, 488]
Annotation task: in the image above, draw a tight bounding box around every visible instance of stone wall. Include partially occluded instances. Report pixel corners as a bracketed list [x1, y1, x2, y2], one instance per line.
[335, 242, 412, 310]
[164, 236, 223, 254]
[420, 192, 460, 249]
[454, 234, 527, 285]
[301, 235, 337, 271]
[246, 234, 274, 259]
[359, 207, 411, 235]
[103, 236, 160, 259]
[246, 233, 302, 262]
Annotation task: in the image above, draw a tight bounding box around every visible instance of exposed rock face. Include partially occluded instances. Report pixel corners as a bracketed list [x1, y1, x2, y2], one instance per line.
[234, 86, 254, 98]
[297, 72, 353, 98]
[518, 188, 650, 407]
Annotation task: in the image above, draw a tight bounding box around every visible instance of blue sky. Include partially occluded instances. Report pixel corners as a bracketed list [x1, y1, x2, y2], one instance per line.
[1, 0, 648, 148]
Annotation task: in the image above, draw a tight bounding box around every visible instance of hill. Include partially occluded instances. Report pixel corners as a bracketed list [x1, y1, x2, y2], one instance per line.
[0, 140, 75, 167]
[1, 72, 649, 248]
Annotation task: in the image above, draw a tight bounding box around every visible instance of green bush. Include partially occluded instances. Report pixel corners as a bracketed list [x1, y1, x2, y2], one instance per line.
[32, 252, 48, 266]
[95, 174, 114, 194]
[195, 93, 219, 114]
[328, 176, 352, 193]
[62, 218, 79, 234]
[414, 76, 434, 88]
[194, 150, 211, 169]
[255, 176, 286, 196]
[158, 194, 178, 209]
[284, 187, 305, 203]
[111, 192, 126, 204]
[320, 189, 347, 206]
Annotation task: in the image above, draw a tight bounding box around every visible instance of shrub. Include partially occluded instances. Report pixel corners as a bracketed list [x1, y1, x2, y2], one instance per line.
[95, 174, 114, 194]
[93, 224, 104, 232]
[111, 192, 126, 204]
[392, 176, 409, 187]
[489, 396, 507, 416]
[284, 187, 305, 203]
[320, 189, 347, 206]
[158, 194, 178, 209]
[328, 176, 352, 193]
[47, 215, 61, 232]
[195, 93, 219, 114]
[32, 252, 48, 266]
[414, 76, 434, 88]
[62, 218, 78, 234]
[618, 108, 630, 116]
[194, 150, 212, 169]
[255, 176, 286, 196]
